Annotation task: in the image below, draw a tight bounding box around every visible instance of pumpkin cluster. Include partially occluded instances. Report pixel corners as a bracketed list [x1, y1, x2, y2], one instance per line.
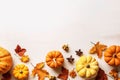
[0, 42, 120, 80]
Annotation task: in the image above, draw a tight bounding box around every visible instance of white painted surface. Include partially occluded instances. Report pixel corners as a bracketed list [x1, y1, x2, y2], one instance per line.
[0, 0, 120, 80]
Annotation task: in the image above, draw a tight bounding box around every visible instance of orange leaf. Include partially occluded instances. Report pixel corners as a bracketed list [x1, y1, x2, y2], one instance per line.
[69, 69, 77, 78]
[58, 67, 69, 80]
[32, 62, 49, 80]
[37, 69, 49, 80]
[109, 69, 118, 78]
[109, 69, 119, 80]
[89, 42, 107, 58]
[118, 78, 120, 80]
[95, 68, 108, 80]
[15, 45, 26, 56]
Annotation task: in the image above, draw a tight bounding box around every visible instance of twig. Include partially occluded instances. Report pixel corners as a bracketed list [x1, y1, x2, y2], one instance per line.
[106, 74, 114, 79]
[90, 42, 96, 45]
[30, 62, 35, 67]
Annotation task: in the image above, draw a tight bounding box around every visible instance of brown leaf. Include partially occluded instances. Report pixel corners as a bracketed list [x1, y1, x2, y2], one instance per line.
[109, 69, 118, 78]
[32, 62, 49, 80]
[69, 69, 77, 78]
[109, 69, 119, 80]
[2, 71, 11, 80]
[66, 55, 74, 64]
[95, 68, 108, 80]
[58, 67, 69, 80]
[75, 49, 83, 56]
[118, 78, 120, 80]
[89, 42, 107, 58]
[15, 45, 26, 56]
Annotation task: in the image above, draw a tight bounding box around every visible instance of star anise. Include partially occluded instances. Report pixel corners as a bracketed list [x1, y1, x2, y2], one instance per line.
[75, 49, 83, 56]
[66, 55, 74, 64]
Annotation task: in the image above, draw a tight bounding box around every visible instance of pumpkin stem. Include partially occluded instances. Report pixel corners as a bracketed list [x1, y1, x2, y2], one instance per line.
[53, 58, 56, 63]
[20, 70, 23, 74]
[86, 64, 90, 68]
[113, 54, 117, 58]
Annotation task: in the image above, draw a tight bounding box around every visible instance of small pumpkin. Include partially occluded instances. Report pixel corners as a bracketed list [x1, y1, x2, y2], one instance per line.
[0, 47, 13, 74]
[13, 64, 29, 80]
[104, 45, 120, 66]
[46, 50, 64, 68]
[76, 55, 99, 79]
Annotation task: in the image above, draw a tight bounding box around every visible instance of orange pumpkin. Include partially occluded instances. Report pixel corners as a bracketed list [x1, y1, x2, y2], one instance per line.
[46, 51, 64, 68]
[104, 45, 120, 66]
[0, 47, 13, 74]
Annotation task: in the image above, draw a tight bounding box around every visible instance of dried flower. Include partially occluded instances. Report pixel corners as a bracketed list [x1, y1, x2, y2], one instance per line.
[66, 55, 74, 64]
[62, 44, 69, 52]
[75, 49, 83, 56]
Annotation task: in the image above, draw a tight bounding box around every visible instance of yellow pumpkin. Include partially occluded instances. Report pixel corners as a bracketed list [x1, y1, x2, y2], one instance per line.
[76, 55, 99, 79]
[46, 50, 64, 68]
[104, 45, 120, 66]
[13, 64, 29, 80]
[0, 47, 13, 74]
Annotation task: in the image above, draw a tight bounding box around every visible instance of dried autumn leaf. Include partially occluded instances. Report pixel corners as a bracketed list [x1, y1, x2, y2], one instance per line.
[89, 42, 107, 58]
[69, 69, 77, 78]
[109, 69, 118, 78]
[95, 68, 108, 80]
[2, 71, 11, 80]
[32, 62, 45, 76]
[75, 49, 83, 56]
[118, 78, 120, 80]
[32, 62, 49, 80]
[66, 55, 74, 64]
[37, 69, 49, 80]
[15, 45, 26, 56]
[35, 62, 45, 69]
[58, 67, 69, 80]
